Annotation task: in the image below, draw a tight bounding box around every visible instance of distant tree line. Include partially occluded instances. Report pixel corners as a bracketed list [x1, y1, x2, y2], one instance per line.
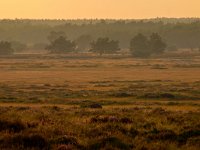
[43, 32, 166, 57]
[0, 31, 170, 57]
[1, 18, 200, 56]
[0, 19, 200, 51]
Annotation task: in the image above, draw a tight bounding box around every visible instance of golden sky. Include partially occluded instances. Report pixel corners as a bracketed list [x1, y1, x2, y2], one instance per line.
[0, 0, 200, 19]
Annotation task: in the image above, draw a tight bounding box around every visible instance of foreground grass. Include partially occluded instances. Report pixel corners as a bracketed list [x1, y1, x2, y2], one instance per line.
[0, 102, 200, 150]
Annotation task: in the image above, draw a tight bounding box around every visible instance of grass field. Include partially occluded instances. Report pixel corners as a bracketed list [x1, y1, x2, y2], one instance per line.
[0, 54, 200, 150]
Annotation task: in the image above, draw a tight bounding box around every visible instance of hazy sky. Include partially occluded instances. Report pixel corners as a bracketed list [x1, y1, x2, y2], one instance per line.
[0, 0, 200, 19]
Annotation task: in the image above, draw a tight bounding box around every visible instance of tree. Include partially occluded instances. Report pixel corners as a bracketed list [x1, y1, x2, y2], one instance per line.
[46, 36, 76, 53]
[130, 33, 167, 57]
[90, 37, 120, 55]
[47, 31, 66, 42]
[130, 33, 150, 57]
[75, 35, 92, 51]
[149, 33, 167, 54]
[0, 41, 14, 55]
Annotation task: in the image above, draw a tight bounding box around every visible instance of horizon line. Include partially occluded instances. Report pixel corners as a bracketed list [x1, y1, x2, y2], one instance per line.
[0, 17, 200, 21]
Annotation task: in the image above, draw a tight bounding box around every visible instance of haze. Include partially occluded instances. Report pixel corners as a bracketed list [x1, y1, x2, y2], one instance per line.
[0, 0, 200, 19]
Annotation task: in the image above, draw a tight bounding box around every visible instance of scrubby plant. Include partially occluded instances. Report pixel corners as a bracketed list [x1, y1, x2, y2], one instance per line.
[0, 41, 14, 55]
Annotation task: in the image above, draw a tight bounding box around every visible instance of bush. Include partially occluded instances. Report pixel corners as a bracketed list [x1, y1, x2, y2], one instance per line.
[139, 92, 176, 99]
[2, 134, 48, 149]
[186, 137, 200, 147]
[89, 137, 131, 150]
[91, 116, 133, 124]
[112, 92, 132, 97]
[129, 127, 139, 138]
[90, 116, 119, 123]
[57, 144, 74, 150]
[147, 129, 177, 141]
[160, 93, 176, 99]
[0, 119, 26, 133]
[120, 117, 133, 124]
[150, 107, 167, 115]
[0, 41, 14, 55]
[178, 129, 200, 144]
[53, 136, 78, 146]
[80, 102, 102, 109]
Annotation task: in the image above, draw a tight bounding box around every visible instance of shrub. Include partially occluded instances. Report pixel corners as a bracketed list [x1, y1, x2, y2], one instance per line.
[186, 137, 200, 147]
[120, 117, 133, 124]
[178, 129, 200, 144]
[89, 137, 131, 150]
[90, 116, 133, 125]
[150, 107, 167, 115]
[139, 92, 176, 99]
[80, 102, 102, 109]
[129, 127, 139, 138]
[147, 129, 177, 141]
[90, 116, 119, 123]
[53, 136, 78, 146]
[112, 92, 132, 97]
[0, 41, 14, 55]
[57, 144, 74, 150]
[160, 93, 176, 99]
[0, 119, 26, 133]
[2, 134, 48, 149]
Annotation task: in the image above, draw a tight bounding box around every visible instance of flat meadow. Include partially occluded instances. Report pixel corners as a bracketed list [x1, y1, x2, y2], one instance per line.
[0, 53, 200, 150]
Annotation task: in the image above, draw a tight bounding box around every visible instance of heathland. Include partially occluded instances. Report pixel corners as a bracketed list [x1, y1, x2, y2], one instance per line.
[0, 53, 200, 150]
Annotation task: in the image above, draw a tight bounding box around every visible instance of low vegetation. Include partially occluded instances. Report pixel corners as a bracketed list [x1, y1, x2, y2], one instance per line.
[0, 54, 199, 149]
[0, 41, 14, 55]
[0, 104, 199, 150]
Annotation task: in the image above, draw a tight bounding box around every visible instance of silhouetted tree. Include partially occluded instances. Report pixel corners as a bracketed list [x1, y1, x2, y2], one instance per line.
[130, 33, 167, 57]
[47, 31, 66, 42]
[90, 37, 120, 55]
[130, 33, 150, 57]
[149, 33, 167, 54]
[0, 41, 14, 55]
[46, 36, 76, 53]
[75, 35, 92, 51]
[0, 19, 199, 51]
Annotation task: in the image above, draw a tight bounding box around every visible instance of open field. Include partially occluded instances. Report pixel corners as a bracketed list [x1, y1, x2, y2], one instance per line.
[0, 54, 200, 149]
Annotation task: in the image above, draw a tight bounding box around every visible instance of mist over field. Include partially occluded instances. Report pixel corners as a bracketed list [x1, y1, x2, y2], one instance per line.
[1, 18, 200, 53]
[0, 1, 200, 149]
